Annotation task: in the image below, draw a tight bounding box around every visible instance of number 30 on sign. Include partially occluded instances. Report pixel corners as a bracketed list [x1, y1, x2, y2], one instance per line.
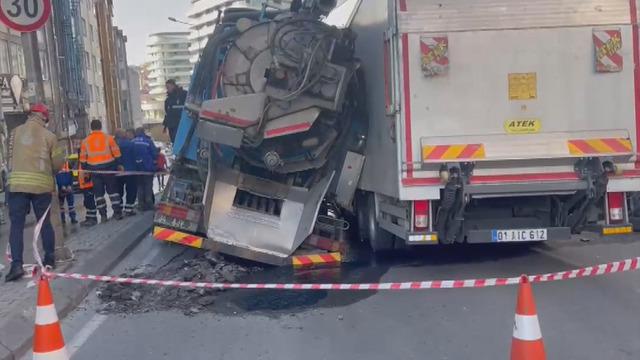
[0, 0, 51, 33]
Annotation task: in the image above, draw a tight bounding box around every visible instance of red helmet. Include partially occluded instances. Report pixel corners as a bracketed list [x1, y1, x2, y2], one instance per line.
[30, 103, 49, 120]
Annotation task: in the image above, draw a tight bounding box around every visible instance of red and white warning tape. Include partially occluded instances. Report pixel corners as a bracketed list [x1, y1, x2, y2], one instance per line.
[63, 169, 169, 176]
[41, 257, 639, 291]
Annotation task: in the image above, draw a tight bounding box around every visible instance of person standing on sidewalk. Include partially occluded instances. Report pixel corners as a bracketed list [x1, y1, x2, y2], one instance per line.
[78, 162, 98, 227]
[156, 151, 167, 191]
[5, 104, 65, 282]
[79, 120, 124, 222]
[55, 161, 77, 224]
[163, 79, 187, 144]
[133, 128, 158, 211]
[115, 129, 137, 216]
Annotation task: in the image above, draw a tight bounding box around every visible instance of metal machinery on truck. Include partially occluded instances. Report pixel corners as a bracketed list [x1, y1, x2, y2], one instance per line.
[155, 0, 640, 264]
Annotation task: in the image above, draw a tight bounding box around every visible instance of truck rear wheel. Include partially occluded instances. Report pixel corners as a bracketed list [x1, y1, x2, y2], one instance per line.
[356, 192, 395, 252]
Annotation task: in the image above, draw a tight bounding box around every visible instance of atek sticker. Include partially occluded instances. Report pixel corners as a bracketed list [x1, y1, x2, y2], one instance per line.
[504, 119, 541, 134]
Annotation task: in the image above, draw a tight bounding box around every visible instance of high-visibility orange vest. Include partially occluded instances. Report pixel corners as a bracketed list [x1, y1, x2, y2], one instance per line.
[79, 131, 122, 167]
[78, 163, 93, 190]
[61, 161, 70, 172]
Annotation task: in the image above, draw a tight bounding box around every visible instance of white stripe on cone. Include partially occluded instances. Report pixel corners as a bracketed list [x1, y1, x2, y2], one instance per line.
[35, 304, 60, 326]
[33, 346, 69, 360]
[513, 314, 542, 341]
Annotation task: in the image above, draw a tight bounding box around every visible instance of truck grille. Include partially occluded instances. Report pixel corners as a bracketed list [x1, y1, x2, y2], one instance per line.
[233, 190, 283, 217]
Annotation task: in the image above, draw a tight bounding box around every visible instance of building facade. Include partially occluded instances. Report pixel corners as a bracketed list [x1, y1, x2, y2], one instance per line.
[127, 66, 144, 129]
[80, 0, 107, 128]
[187, 0, 290, 63]
[0, 24, 26, 175]
[95, 0, 121, 133]
[142, 32, 191, 124]
[52, 0, 89, 140]
[114, 26, 133, 130]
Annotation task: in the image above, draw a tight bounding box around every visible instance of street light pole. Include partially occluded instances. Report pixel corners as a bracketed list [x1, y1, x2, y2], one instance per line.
[168, 17, 202, 53]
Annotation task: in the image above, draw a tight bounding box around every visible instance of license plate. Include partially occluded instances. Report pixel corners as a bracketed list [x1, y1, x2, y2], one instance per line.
[492, 229, 547, 242]
[154, 214, 198, 233]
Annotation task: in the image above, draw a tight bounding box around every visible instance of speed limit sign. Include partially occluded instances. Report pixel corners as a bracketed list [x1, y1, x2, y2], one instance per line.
[0, 0, 51, 32]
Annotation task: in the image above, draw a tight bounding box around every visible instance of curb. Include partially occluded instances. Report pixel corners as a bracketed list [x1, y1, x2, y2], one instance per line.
[0, 213, 153, 360]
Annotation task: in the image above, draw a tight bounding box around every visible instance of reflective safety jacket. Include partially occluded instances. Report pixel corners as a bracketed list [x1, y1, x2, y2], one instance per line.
[78, 163, 93, 190]
[8, 114, 65, 194]
[80, 131, 122, 170]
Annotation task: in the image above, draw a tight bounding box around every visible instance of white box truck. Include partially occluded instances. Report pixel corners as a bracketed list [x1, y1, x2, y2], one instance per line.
[155, 0, 640, 264]
[353, 0, 640, 250]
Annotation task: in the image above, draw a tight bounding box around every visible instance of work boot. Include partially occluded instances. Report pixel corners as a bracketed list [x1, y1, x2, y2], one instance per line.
[125, 210, 137, 217]
[114, 212, 124, 221]
[81, 219, 98, 227]
[4, 263, 25, 283]
[99, 211, 109, 223]
[71, 217, 78, 225]
[43, 256, 56, 270]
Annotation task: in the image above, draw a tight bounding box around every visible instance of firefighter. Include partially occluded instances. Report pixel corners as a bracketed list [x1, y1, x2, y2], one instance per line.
[56, 161, 77, 224]
[78, 162, 98, 227]
[79, 120, 124, 222]
[5, 103, 65, 282]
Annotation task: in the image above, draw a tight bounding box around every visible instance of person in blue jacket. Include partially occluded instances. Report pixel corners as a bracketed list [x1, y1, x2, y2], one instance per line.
[115, 129, 137, 216]
[56, 161, 77, 224]
[132, 127, 158, 211]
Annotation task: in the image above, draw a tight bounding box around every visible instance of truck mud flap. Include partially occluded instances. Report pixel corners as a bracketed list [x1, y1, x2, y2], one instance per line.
[204, 168, 335, 265]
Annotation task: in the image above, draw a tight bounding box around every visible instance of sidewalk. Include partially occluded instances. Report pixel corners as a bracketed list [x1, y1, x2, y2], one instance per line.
[0, 198, 154, 360]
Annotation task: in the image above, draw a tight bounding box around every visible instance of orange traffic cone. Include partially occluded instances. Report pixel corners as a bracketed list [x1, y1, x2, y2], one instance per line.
[33, 277, 69, 360]
[510, 275, 546, 360]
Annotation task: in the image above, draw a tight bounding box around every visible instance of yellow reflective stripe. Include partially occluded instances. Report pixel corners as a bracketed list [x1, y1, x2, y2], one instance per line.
[8, 179, 51, 187]
[9, 172, 54, 187]
[52, 146, 65, 157]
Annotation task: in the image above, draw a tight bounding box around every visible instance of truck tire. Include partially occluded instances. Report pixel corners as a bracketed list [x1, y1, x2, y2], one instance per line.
[356, 192, 395, 252]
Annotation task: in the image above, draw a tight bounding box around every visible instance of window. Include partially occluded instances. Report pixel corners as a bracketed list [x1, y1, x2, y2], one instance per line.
[17, 46, 25, 77]
[88, 84, 93, 102]
[9, 43, 20, 75]
[82, 19, 87, 36]
[94, 86, 99, 103]
[85, 51, 90, 69]
[89, 25, 94, 42]
[0, 40, 9, 73]
[36, 29, 45, 45]
[39, 50, 49, 81]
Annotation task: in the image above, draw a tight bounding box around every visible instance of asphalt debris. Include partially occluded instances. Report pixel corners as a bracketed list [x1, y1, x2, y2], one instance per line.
[96, 251, 262, 316]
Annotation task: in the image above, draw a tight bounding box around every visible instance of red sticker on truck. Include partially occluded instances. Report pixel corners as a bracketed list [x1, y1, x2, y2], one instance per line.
[420, 35, 449, 76]
[593, 29, 623, 73]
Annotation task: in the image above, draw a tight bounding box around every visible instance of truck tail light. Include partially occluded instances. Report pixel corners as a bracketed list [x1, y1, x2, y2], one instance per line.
[414, 200, 430, 231]
[607, 192, 625, 224]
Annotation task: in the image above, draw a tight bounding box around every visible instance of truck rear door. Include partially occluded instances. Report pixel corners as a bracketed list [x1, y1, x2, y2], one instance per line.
[395, 0, 640, 196]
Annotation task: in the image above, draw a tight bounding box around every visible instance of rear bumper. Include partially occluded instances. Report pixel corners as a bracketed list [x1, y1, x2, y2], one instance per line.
[153, 226, 286, 265]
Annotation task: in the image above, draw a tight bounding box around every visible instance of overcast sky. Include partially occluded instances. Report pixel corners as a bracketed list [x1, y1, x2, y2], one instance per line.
[113, 0, 191, 66]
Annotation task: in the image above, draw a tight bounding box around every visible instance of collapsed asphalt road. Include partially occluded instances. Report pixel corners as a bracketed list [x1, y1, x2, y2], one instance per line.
[36, 233, 640, 360]
[96, 251, 262, 316]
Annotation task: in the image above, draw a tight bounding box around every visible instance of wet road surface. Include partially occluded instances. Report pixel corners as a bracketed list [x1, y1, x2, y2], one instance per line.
[46, 234, 640, 359]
